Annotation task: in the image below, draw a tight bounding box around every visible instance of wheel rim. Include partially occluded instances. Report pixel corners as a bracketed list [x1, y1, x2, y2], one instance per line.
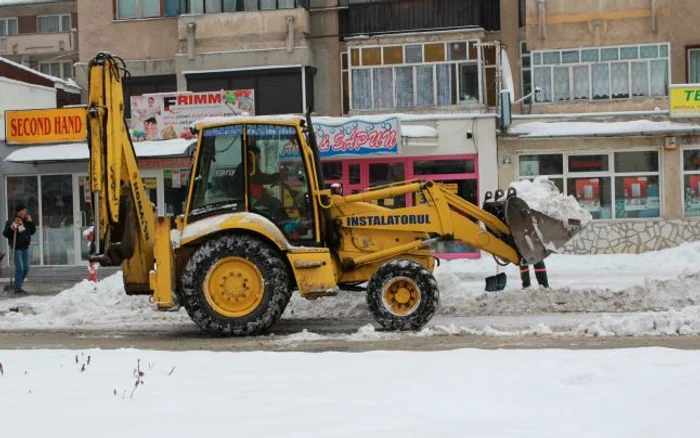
[204, 256, 265, 318]
[381, 276, 421, 316]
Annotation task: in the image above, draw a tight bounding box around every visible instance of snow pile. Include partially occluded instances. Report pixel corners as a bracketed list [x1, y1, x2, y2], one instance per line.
[4, 348, 700, 437]
[0, 272, 189, 329]
[510, 176, 593, 226]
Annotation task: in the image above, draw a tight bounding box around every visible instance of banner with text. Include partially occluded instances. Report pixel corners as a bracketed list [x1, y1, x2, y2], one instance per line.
[130, 90, 255, 142]
[5, 108, 86, 145]
[670, 84, 700, 118]
[314, 117, 400, 158]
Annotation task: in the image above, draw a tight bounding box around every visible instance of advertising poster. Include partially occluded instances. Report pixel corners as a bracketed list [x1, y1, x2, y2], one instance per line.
[685, 175, 700, 215]
[622, 177, 648, 212]
[279, 117, 401, 160]
[575, 178, 601, 213]
[130, 90, 255, 141]
[313, 117, 400, 158]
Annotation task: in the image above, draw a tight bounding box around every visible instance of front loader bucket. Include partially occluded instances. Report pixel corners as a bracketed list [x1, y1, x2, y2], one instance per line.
[505, 197, 582, 265]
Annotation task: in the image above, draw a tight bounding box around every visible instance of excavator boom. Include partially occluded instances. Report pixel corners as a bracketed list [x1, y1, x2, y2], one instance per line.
[86, 52, 156, 293]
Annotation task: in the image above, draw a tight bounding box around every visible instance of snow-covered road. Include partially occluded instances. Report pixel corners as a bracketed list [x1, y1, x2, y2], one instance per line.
[3, 242, 700, 338]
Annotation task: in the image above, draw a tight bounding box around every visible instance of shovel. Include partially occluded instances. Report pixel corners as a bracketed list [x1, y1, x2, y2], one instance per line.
[485, 266, 507, 292]
[3, 228, 17, 294]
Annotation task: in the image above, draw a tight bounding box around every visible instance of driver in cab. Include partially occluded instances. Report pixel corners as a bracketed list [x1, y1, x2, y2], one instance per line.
[232, 143, 287, 214]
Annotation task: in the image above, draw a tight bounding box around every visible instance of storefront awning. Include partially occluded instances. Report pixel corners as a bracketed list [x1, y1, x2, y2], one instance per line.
[4, 139, 196, 163]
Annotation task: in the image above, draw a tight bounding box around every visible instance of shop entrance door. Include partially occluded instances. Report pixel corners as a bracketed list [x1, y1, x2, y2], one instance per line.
[73, 171, 164, 264]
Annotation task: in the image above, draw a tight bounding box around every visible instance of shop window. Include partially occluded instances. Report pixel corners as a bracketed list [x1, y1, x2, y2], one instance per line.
[519, 154, 563, 176]
[0, 18, 18, 36]
[683, 149, 700, 216]
[568, 154, 609, 173]
[41, 175, 74, 265]
[165, 168, 190, 215]
[322, 162, 343, 181]
[413, 159, 475, 175]
[518, 151, 660, 220]
[6, 176, 41, 265]
[614, 176, 660, 218]
[348, 163, 360, 184]
[533, 43, 670, 102]
[369, 162, 405, 208]
[567, 177, 613, 220]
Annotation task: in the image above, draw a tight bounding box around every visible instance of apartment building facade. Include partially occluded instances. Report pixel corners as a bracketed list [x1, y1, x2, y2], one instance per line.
[501, 0, 700, 254]
[0, 0, 78, 80]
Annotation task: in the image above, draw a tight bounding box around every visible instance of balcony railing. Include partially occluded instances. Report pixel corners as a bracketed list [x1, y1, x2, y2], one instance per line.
[339, 0, 500, 38]
[0, 32, 74, 56]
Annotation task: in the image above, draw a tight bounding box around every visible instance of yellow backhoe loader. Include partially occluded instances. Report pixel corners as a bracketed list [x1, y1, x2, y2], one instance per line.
[86, 52, 583, 336]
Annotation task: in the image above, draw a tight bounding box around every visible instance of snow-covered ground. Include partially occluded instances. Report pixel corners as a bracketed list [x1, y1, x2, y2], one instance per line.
[1, 347, 699, 437]
[3, 242, 700, 338]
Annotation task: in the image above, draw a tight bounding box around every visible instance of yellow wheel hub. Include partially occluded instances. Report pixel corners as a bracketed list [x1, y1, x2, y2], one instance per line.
[381, 277, 421, 316]
[204, 256, 264, 318]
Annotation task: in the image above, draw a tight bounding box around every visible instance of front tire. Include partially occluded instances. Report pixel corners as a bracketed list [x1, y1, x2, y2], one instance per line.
[366, 260, 439, 331]
[180, 234, 291, 336]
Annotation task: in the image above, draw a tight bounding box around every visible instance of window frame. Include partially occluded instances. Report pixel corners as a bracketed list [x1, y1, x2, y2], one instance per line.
[520, 41, 532, 104]
[686, 45, 700, 84]
[681, 146, 700, 217]
[38, 60, 74, 79]
[0, 17, 19, 37]
[532, 43, 671, 103]
[517, 149, 662, 220]
[36, 14, 72, 33]
[347, 39, 484, 111]
[114, 0, 182, 20]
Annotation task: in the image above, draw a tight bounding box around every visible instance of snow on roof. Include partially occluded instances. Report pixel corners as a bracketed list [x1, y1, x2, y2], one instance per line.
[0, 0, 61, 6]
[509, 120, 700, 138]
[4, 138, 195, 163]
[0, 56, 81, 93]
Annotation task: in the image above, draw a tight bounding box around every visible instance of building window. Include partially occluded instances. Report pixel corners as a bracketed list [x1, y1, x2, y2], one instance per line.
[688, 47, 700, 83]
[115, 0, 181, 19]
[37, 14, 72, 33]
[682, 148, 700, 216]
[340, 52, 349, 114]
[520, 41, 532, 104]
[0, 17, 18, 36]
[518, 150, 661, 219]
[348, 40, 484, 111]
[532, 43, 670, 102]
[184, 0, 298, 13]
[38, 61, 74, 79]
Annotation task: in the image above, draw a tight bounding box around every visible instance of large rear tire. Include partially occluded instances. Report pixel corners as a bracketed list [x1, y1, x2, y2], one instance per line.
[366, 260, 439, 331]
[180, 234, 291, 336]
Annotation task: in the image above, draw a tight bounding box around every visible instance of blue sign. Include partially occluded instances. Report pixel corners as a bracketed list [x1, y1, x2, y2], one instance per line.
[314, 117, 400, 158]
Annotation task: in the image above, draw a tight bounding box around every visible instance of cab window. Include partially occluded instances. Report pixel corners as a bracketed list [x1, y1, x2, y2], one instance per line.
[245, 124, 315, 244]
[188, 125, 244, 218]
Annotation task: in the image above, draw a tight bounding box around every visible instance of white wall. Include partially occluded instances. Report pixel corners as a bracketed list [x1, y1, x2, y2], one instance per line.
[0, 77, 56, 141]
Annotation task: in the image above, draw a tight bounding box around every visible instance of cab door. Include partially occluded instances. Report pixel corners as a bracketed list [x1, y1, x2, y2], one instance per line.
[244, 123, 317, 246]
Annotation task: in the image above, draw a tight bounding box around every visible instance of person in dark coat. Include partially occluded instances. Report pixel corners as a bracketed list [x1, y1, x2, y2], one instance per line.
[3, 204, 37, 294]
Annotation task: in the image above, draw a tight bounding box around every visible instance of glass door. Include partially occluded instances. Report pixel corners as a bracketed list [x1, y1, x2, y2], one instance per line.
[41, 175, 75, 265]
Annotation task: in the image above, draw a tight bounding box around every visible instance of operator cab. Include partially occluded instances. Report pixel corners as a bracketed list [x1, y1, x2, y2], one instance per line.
[186, 120, 318, 246]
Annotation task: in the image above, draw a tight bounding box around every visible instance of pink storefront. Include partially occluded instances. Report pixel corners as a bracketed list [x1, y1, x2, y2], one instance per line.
[313, 115, 496, 260]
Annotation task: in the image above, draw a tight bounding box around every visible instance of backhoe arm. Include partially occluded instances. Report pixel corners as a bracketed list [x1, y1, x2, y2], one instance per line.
[86, 52, 156, 293]
[335, 181, 523, 266]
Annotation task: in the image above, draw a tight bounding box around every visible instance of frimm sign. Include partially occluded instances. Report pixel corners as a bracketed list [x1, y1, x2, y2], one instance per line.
[5, 108, 87, 144]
